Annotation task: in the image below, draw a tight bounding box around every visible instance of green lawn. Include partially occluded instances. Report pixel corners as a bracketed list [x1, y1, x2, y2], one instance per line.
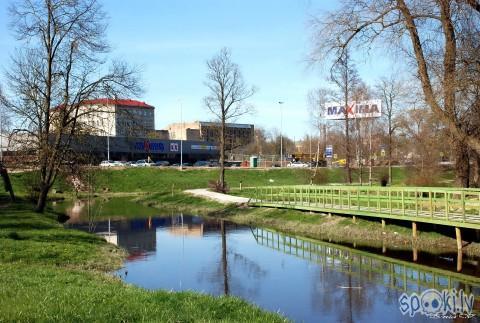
[0, 199, 286, 322]
[8, 166, 456, 198]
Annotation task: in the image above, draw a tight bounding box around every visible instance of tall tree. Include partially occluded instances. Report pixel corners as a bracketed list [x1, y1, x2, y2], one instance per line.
[310, 0, 480, 186]
[4, 0, 140, 212]
[204, 48, 255, 191]
[307, 88, 334, 179]
[329, 50, 360, 184]
[375, 75, 407, 185]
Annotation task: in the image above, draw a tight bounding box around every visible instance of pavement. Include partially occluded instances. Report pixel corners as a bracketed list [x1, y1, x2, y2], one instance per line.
[184, 188, 251, 205]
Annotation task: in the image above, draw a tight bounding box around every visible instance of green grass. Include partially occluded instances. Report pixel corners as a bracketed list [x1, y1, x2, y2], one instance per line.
[8, 166, 456, 199]
[90, 168, 313, 193]
[136, 191, 227, 214]
[0, 199, 286, 322]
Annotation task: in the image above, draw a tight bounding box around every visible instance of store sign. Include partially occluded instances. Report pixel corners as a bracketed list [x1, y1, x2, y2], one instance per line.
[191, 144, 218, 151]
[170, 143, 179, 152]
[134, 141, 165, 152]
[325, 100, 381, 120]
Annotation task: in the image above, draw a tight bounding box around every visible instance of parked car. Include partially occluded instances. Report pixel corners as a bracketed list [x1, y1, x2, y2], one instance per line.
[287, 161, 309, 168]
[99, 160, 120, 167]
[193, 161, 209, 167]
[133, 159, 154, 167]
[154, 160, 170, 167]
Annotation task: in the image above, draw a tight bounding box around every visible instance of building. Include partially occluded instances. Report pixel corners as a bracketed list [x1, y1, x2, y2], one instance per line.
[68, 135, 219, 162]
[75, 99, 155, 137]
[168, 121, 254, 150]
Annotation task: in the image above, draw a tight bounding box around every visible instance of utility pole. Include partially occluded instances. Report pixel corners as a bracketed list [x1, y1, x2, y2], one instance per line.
[180, 99, 183, 169]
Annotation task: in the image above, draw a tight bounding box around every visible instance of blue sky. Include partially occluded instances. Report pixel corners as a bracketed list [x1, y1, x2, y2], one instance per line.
[0, 0, 394, 139]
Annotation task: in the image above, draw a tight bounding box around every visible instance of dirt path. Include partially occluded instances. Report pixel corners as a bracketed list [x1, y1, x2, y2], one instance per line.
[184, 189, 250, 205]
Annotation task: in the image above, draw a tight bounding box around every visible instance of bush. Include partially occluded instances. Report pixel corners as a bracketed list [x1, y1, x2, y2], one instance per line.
[208, 180, 229, 193]
[380, 172, 389, 186]
[311, 170, 328, 185]
[405, 166, 440, 187]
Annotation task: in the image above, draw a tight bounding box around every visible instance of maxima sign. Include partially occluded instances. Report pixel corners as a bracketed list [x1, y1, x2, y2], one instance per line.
[325, 100, 382, 120]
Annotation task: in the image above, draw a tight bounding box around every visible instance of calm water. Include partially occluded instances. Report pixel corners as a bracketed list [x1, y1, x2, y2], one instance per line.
[58, 198, 480, 322]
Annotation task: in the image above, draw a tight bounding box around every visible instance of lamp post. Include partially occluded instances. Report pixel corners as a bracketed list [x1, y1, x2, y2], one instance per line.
[180, 100, 183, 169]
[278, 101, 284, 167]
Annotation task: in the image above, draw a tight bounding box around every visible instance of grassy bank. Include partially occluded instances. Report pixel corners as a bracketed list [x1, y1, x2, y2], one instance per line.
[0, 198, 286, 322]
[6, 166, 467, 257]
[8, 166, 456, 198]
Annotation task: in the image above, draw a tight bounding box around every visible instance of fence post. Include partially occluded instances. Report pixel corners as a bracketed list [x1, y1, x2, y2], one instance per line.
[357, 189, 360, 210]
[428, 190, 433, 218]
[456, 227, 462, 250]
[389, 189, 392, 215]
[462, 191, 466, 222]
[348, 188, 351, 210]
[415, 189, 418, 217]
[367, 188, 370, 209]
[445, 192, 449, 220]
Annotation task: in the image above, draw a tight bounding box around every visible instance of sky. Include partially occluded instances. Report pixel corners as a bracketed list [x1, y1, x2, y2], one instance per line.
[0, 0, 394, 139]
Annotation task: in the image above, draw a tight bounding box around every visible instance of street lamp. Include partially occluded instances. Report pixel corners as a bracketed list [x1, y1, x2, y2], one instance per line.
[180, 99, 183, 169]
[278, 101, 284, 167]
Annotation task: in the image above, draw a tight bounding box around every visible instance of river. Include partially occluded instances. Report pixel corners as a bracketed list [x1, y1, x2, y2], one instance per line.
[54, 198, 480, 322]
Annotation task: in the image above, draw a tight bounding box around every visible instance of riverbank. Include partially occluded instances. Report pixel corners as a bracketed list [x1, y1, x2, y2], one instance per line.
[0, 198, 286, 322]
[7, 167, 474, 257]
[128, 190, 480, 257]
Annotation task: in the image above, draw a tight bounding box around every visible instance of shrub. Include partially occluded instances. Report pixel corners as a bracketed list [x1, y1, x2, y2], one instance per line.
[208, 180, 229, 193]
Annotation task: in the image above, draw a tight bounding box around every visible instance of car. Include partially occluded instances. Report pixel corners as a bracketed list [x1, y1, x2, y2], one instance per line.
[99, 160, 120, 167]
[287, 161, 309, 168]
[193, 161, 209, 167]
[133, 159, 154, 167]
[154, 160, 170, 167]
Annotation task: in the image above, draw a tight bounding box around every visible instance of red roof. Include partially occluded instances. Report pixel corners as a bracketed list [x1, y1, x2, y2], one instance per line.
[82, 99, 154, 109]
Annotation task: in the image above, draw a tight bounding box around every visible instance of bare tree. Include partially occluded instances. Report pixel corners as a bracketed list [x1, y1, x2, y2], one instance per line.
[375, 74, 408, 185]
[307, 88, 334, 180]
[309, 0, 480, 187]
[3, 0, 141, 212]
[204, 48, 255, 191]
[329, 50, 360, 184]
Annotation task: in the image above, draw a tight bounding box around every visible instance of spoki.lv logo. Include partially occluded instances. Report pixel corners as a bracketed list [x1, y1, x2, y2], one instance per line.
[399, 288, 475, 318]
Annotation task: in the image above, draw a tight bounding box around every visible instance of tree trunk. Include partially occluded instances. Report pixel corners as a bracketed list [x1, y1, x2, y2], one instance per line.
[388, 130, 393, 185]
[472, 151, 480, 187]
[35, 183, 50, 213]
[454, 139, 470, 187]
[345, 113, 352, 184]
[219, 117, 226, 191]
[0, 163, 15, 201]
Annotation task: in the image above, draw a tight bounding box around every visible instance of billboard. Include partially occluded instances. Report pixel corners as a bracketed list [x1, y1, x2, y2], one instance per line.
[324, 100, 381, 120]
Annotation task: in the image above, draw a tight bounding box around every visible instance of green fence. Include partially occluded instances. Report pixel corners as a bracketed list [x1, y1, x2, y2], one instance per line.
[246, 185, 480, 229]
[252, 227, 480, 307]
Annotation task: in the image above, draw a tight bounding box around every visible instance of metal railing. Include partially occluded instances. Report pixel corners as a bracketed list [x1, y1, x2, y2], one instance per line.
[246, 185, 480, 229]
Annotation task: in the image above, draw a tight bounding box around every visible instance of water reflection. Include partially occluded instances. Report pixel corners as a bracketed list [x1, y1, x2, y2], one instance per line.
[61, 201, 480, 322]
